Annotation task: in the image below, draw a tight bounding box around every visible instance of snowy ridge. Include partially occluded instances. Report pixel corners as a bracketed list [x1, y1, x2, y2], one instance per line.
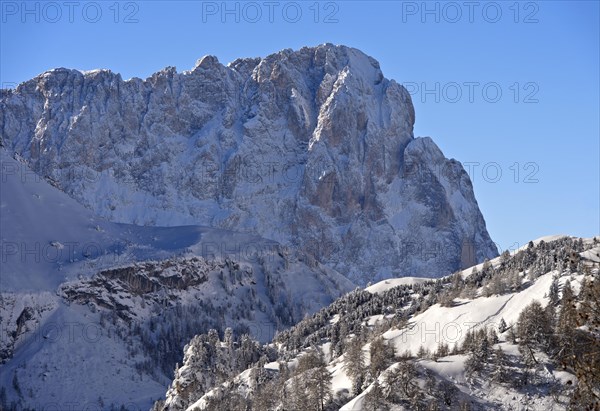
[160, 236, 600, 410]
[365, 277, 431, 294]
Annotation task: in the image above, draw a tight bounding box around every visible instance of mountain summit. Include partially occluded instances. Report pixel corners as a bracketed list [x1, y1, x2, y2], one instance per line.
[0, 44, 498, 284]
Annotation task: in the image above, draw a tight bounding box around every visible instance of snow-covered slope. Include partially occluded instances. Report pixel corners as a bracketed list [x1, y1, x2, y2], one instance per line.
[382, 270, 574, 355]
[0, 44, 498, 284]
[1, 149, 205, 291]
[160, 235, 599, 411]
[365, 277, 431, 294]
[0, 150, 354, 410]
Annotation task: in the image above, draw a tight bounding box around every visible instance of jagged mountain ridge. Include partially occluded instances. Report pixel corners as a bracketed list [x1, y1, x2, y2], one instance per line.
[0, 44, 498, 284]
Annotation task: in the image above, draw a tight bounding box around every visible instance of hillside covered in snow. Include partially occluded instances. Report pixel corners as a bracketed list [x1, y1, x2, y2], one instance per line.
[156, 236, 600, 411]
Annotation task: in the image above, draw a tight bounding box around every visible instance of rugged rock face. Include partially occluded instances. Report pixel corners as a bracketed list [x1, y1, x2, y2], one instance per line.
[0, 44, 497, 283]
[0, 148, 356, 410]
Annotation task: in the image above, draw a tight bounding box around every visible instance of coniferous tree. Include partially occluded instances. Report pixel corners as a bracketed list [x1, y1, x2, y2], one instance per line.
[436, 380, 458, 407]
[288, 374, 312, 410]
[433, 341, 449, 361]
[556, 280, 578, 369]
[487, 328, 499, 345]
[252, 380, 278, 411]
[305, 364, 333, 411]
[498, 318, 508, 334]
[465, 331, 489, 376]
[507, 324, 518, 344]
[370, 336, 393, 376]
[517, 300, 553, 351]
[417, 345, 428, 359]
[571, 277, 600, 407]
[548, 275, 560, 307]
[296, 350, 323, 374]
[509, 270, 522, 291]
[363, 380, 389, 411]
[344, 337, 366, 395]
[383, 359, 418, 401]
[490, 347, 509, 383]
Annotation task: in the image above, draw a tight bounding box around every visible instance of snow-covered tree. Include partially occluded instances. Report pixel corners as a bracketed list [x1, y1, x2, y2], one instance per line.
[571, 276, 600, 407]
[548, 275, 560, 307]
[383, 360, 418, 401]
[363, 380, 389, 411]
[436, 379, 458, 407]
[517, 300, 553, 351]
[490, 347, 509, 383]
[344, 337, 366, 395]
[306, 364, 332, 411]
[432, 341, 449, 361]
[556, 280, 578, 368]
[370, 336, 393, 376]
[498, 317, 508, 333]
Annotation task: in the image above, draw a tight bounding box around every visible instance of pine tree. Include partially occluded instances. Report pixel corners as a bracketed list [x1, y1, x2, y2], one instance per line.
[517, 300, 553, 351]
[417, 345, 428, 359]
[289, 374, 312, 411]
[363, 380, 389, 410]
[465, 351, 483, 377]
[253, 355, 269, 387]
[571, 277, 600, 407]
[487, 274, 505, 296]
[461, 330, 475, 353]
[451, 271, 464, 290]
[556, 280, 578, 369]
[436, 379, 458, 407]
[507, 324, 517, 344]
[370, 336, 392, 376]
[490, 347, 509, 383]
[306, 364, 332, 411]
[465, 331, 489, 376]
[487, 328, 499, 345]
[344, 337, 366, 395]
[296, 350, 323, 374]
[509, 270, 522, 291]
[383, 359, 418, 400]
[548, 275, 560, 307]
[433, 341, 449, 361]
[498, 318, 508, 333]
[253, 380, 277, 411]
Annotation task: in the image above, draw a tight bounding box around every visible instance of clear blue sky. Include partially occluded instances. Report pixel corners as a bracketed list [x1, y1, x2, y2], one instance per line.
[1, 0, 599, 252]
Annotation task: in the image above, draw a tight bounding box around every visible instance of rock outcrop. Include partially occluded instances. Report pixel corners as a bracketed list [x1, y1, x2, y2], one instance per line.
[0, 44, 498, 283]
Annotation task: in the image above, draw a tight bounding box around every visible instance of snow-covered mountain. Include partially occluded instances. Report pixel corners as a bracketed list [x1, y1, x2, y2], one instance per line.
[156, 235, 600, 411]
[0, 150, 354, 410]
[0, 44, 497, 284]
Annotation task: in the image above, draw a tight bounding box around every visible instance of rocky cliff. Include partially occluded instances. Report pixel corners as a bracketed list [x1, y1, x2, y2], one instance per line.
[0, 44, 498, 283]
